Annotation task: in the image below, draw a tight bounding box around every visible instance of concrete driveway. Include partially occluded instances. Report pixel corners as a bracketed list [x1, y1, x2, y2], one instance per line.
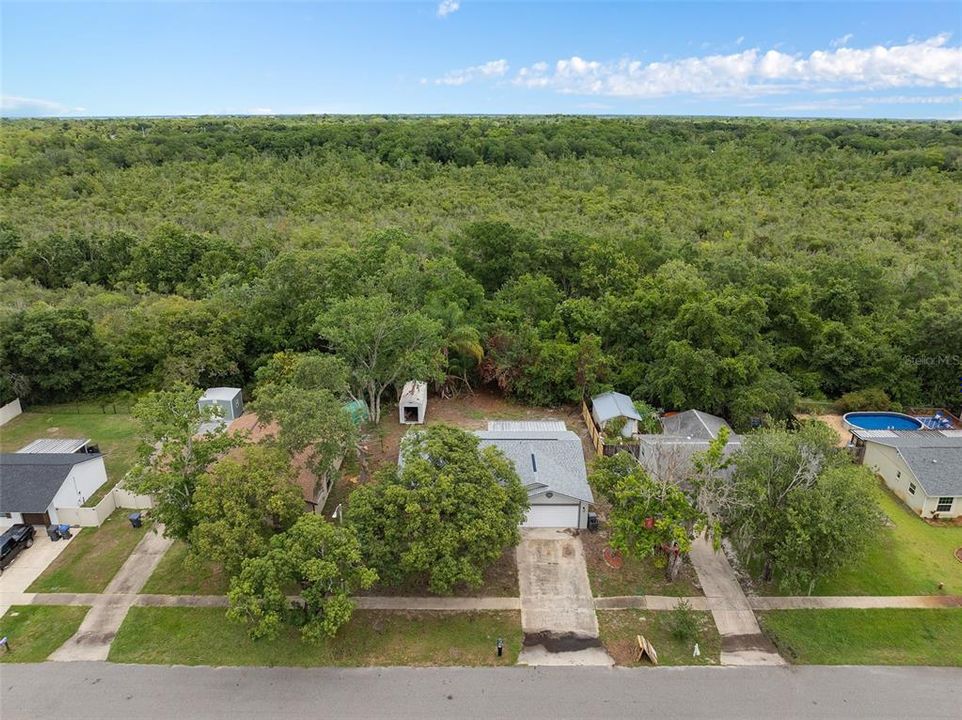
[515, 528, 612, 666]
[0, 529, 79, 614]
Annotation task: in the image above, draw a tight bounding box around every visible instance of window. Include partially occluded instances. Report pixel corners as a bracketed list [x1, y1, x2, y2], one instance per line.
[908, 482, 916, 495]
[936, 497, 953, 513]
[0, 512, 11, 519]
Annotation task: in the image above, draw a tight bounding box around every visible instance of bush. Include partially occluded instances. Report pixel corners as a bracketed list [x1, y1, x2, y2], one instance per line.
[665, 600, 700, 642]
[835, 388, 893, 414]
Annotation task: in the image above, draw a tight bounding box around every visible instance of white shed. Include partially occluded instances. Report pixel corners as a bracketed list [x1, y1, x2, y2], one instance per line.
[199, 387, 244, 423]
[591, 391, 642, 438]
[399, 381, 427, 424]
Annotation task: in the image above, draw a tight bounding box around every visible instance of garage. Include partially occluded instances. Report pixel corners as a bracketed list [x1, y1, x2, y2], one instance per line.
[523, 504, 580, 528]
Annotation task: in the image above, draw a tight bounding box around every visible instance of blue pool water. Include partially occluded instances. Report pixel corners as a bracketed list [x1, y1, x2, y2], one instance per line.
[842, 412, 924, 431]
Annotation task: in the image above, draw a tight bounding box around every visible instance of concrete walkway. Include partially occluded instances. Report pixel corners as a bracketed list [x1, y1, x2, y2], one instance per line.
[749, 595, 962, 610]
[515, 528, 613, 666]
[49, 528, 173, 662]
[688, 534, 785, 666]
[0, 530, 80, 615]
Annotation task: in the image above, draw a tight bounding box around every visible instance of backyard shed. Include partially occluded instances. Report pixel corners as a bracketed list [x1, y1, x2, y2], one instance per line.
[591, 391, 642, 438]
[198, 387, 244, 424]
[399, 381, 427, 424]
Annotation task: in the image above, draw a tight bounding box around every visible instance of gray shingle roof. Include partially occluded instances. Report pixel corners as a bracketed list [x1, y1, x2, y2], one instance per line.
[659, 410, 734, 441]
[0, 453, 103, 513]
[897, 447, 962, 497]
[475, 431, 593, 503]
[591, 392, 642, 422]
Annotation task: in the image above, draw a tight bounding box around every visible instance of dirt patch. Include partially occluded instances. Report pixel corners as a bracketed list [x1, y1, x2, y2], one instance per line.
[721, 633, 781, 654]
[523, 630, 603, 653]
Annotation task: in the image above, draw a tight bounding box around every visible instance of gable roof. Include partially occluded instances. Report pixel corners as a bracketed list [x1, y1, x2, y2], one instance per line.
[0, 453, 103, 513]
[659, 410, 733, 441]
[897, 447, 962, 497]
[592, 392, 642, 422]
[475, 430, 593, 504]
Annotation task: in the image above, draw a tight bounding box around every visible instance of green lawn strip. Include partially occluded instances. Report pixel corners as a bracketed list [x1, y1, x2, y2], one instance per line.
[140, 540, 229, 595]
[596, 609, 720, 666]
[758, 609, 962, 666]
[582, 531, 701, 597]
[754, 481, 962, 597]
[359, 546, 519, 598]
[27, 510, 146, 593]
[0, 404, 140, 503]
[0, 605, 90, 663]
[109, 607, 521, 666]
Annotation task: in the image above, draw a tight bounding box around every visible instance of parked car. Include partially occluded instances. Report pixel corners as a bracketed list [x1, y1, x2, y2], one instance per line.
[0, 524, 36, 574]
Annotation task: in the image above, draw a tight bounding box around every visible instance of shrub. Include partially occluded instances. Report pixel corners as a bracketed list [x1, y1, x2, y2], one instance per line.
[665, 600, 700, 642]
[834, 388, 893, 414]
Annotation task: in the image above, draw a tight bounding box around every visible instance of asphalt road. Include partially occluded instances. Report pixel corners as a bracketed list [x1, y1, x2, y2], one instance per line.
[2, 663, 961, 719]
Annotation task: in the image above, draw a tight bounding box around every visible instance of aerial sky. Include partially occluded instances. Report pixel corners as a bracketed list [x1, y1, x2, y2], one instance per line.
[2, 1, 960, 118]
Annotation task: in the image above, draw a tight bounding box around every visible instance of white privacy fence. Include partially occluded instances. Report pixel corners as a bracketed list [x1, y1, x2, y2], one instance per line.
[55, 483, 154, 528]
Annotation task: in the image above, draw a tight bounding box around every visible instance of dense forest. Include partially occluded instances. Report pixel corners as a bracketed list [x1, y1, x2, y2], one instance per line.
[1, 116, 960, 426]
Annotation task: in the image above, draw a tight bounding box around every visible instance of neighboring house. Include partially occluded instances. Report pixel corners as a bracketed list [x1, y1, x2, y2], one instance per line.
[637, 409, 742, 485]
[198, 387, 244, 434]
[0, 453, 108, 528]
[591, 391, 642, 438]
[850, 429, 962, 519]
[399, 381, 427, 424]
[475, 422, 593, 529]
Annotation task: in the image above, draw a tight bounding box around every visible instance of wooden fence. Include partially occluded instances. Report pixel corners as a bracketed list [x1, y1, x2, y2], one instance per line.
[582, 401, 605, 456]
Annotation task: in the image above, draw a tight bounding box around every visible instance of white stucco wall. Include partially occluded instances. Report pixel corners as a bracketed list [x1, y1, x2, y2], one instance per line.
[863, 443, 926, 515]
[0, 512, 24, 529]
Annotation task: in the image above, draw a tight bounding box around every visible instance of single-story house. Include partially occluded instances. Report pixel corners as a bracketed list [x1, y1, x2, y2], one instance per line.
[850, 429, 962, 519]
[399, 381, 427, 424]
[0, 452, 108, 528]
[637, 409, 742, 485]
[476, 422, 593, 529]
[591, 391, 642, 438]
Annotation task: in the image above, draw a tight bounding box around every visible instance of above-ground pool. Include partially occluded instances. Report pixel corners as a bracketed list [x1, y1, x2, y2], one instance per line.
[842, 411, 924, 431]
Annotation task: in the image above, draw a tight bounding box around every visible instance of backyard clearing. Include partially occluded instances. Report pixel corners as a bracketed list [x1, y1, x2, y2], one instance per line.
[109, 607, 522, 666]
[0, 402, 139, 504]
[0, 605, 90, 663]
[596, 609, 720, 666]
[758, 609, 962, 666]
[27, 510, 146, 593]
[581, 527, 701, 597]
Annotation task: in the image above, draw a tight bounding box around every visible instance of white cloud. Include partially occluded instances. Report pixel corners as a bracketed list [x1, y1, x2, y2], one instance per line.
[437, 0, 460, 18]
[509, 34, 961, 98]
[432, 59, 509, 86]
[1, 95, 86, 117]
[247, 107, 275, 115]
[831, 33, 854, 48]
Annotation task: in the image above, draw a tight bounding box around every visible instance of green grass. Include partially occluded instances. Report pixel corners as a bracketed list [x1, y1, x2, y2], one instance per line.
[582, 531, 701, 597]
[0, 605, 90, 663]
[0, 402, 140, 504]
[597, 609, 720, 666]
[28, 510, 146, 593]
[768, 482, 962, 596]
[109, 607, 522, 666]
[141, 540, 229, 595]
[759, 609, 962, 666]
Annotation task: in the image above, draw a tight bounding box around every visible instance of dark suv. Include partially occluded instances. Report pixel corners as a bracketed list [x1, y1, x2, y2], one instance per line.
[0, 524, 36, 574]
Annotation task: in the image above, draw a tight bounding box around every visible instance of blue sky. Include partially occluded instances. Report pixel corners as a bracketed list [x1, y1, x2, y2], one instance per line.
[2, 1, 960, 118]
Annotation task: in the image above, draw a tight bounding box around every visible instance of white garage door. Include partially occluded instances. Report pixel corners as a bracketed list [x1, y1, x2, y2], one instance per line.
[523, 504, 580, 528]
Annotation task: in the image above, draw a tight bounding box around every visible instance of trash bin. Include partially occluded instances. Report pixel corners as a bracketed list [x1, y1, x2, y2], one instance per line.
[57, 524, 72, 539]
[128, 512, 142, 529]
[46, 525, 61, 542]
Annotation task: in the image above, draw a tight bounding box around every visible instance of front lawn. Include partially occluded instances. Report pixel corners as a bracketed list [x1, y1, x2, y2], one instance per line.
[596, 609, 720, 666]
[109, 607, 521, 666]
[140, 540, 229, 595]
[759, 609, 962, 666]
[0, 605, 90, 663]
[0, 402, 140, 503]
[358, 546, 520, 598]
[27, 510, 146, 593]
[582, 530, 701, 597]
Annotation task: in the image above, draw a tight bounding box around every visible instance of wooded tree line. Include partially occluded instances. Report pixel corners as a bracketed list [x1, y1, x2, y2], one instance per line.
[1, 116, 960, 423]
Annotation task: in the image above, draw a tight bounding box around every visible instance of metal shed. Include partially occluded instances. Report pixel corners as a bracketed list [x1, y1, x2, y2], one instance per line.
[198, 387, 244, 423]
[398, 381, 427, 424]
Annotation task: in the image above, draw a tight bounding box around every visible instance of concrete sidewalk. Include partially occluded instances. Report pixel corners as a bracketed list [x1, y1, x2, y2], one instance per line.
[49, 528, 173, 662]
[750, 595, 962, 610]
[688, 535, 785, 666]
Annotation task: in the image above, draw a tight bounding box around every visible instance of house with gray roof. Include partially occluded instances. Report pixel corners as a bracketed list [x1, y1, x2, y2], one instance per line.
[591, 391, 642, 439]
[637, 410, 741, 485]
[476, 422, 593, 528]
[0, 452, 108, 528]
[850, 429, 962, 519]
